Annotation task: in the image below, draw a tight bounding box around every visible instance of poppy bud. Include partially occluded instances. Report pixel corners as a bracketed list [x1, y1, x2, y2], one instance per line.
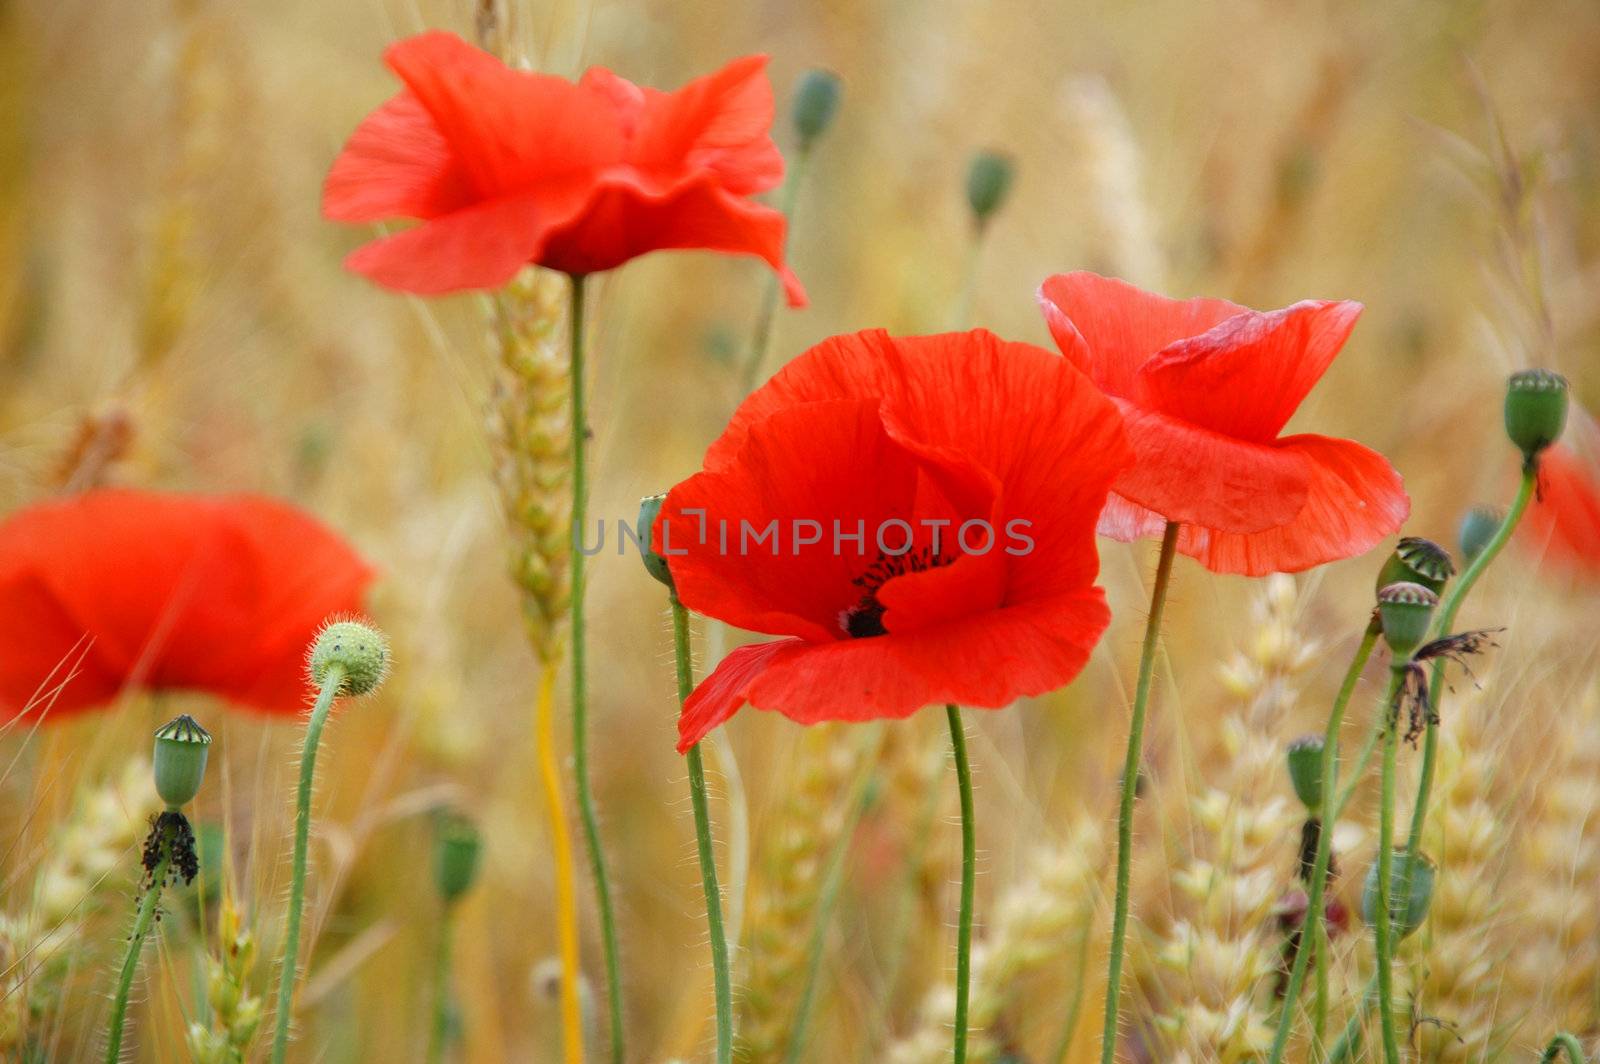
[791, 69, 841, 147]
[1360, 849, 1435, 939]
[308, 619, 389, 696]
[1457, 505, 1503, 565]
[1376, 581, 1438, 659]
[1285, 734, 1324, 811]
[1374, 536, 1454, 597]
[964, 151, 1015, 228]
[152, 714, 211, 809]
[1504, 368, 1568, 463]
[636, 493, 675, 593]
[434, 811, 483, 905]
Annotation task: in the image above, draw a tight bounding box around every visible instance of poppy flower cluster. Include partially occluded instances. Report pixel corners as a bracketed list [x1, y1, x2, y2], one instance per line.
[323, 31, 804, 303]
[0, 489, 374, 720]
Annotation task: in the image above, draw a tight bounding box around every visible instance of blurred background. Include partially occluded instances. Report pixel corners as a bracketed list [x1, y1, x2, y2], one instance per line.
[1, 0, 1597, 1060]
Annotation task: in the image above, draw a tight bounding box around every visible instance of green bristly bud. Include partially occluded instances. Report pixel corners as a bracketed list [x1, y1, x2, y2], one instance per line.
[1458, 505, 1503, 565]
[1505, 368, 1568, 463]
[637, 493, 675, 593]
[1285, 735, 1324, 811]
[308, 620, 389, 696]
[1376, 581, 1438, 659]
[152, 714, 211, 809]
[1361, 849, 1435, 939]
[1375, 536, 1454, 597]
[434, 812, 483, 905]
[964, 151, 1015, 228]
[791, 69, 841, 147]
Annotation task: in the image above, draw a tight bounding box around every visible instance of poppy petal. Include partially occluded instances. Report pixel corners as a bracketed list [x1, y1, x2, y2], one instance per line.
[629, 55, 784, 196]
[540, 174, 805, 305]
[1036, 272, 1243, 396]
[677, 589, 1110, 750]
[1523, 439, 1600, 578]
[322, 92, 472, 223]
[1103, 434, 1408, 575]
[1137, 300, 1363, 442]
[1110, 401, 1312, 534]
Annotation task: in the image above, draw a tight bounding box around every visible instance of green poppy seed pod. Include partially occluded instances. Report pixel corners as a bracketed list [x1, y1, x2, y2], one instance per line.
[152, 714, 211, 809]
[1285, 735, 1324, 811]
[1457, 505, 1503, 565]
[434, 812, 483, 905]
[1376, 581, 1438, 659]
[1374, 536, 1454, 597]
[1504, 368, 1569, 462]
[308, 620, 389, 696]
[1361, 849, 1435, 939]
[636, 493, 675, 593]
[791, 69, 841, 147]
[964, 151, 1015, 228]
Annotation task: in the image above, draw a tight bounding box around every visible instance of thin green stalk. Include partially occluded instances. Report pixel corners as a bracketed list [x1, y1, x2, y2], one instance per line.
[567, 272, 626, 1064]
[1326, 975, 1376, 1064]
[1047, 928, 1094, 1064]
[951, 231, 985, 330]
[1538, 1032, 1587, 1063]
[1374, 666, 1406, 1064]
[1267, 623, 1380, 1062]
[1099, 520, 1181, 1064]
[740, 149, 811, 395]
[270, 663, 345, 1064]
[784, 728, 883, 1064]
[671, 596, 732, 1064]
[104, 847, 171, 1064]
[427, 909, 456, 1064]
[1401, 468, 1537, 881]
[946, 703, 976, 1064]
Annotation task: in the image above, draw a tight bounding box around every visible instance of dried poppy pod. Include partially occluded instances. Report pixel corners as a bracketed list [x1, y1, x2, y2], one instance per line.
[153, 714, 211, 809]
[1285, 734, 1324, 812]
[1361, 849, 1435, 939]
[1505, 368, 1569, 463]
[1374, 536, 1453, 597]
[1457, 505, 1503, 565]
[1375, 581, 1438, 659]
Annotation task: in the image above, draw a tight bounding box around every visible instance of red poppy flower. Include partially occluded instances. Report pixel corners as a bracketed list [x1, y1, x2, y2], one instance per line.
[0, 489, 376, 721]
[1523, 410, 1600, 580]
[1036, 272, 1409, 575]
[323, 31, 805, 303]
[656, 329, 1132, 751]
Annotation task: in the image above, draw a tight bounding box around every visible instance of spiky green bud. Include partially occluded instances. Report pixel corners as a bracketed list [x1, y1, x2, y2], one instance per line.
[791, 69, 841, 147]
[308, 620, 389, 696]
[965, 151, 1015, 227]
[153, 715, 211, 809]
[1505, 369, 1568, 463]
[1375, 537, 1454, 597]
[1376, 582, 1438, 659]
[434, 811, 483, 905]
[1361, 849, 1435, 939]
[1457, 505, 1503, 565]
[1285, 735, 1324, 811]
[636, 493, 675, 593]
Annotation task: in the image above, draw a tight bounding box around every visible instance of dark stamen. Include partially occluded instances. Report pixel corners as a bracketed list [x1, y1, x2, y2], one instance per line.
[839, 544, 950, 639]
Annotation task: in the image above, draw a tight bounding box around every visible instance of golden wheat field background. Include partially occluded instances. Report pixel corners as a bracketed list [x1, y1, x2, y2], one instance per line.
[1, 0, 1598, 1061]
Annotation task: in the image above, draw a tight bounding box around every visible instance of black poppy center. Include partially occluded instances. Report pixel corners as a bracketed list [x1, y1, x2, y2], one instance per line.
[840, 545, 950, 639]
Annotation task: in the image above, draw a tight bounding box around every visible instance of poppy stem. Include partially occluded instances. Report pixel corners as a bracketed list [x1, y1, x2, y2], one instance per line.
[740, 147, 811, 395]
[1099, 519, 1180, 1064]
[567, 272, 627, 1064]
[427, 906, 455, 1064]
[1398, 465, 1536, 912]
[1266, 621, 1381, 1062]
[1538, 1032, 1587, 1064]
[1373, 665, 1406, 1064]
[945, 702, 976, 1064]
[669, 595, 734, 1064]
[270, 663, 345, 1064]
[535, 658, 586, 1064]
[103, 840, 171, 1064]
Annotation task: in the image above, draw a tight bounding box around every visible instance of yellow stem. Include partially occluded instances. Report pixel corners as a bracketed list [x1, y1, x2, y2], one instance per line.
[536, 659, 585, 1064]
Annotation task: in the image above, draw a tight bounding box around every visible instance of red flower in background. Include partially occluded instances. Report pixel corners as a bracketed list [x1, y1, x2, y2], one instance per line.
[323, 31, 805, 302]
[0, 490, 375, 721]
[1523, 409, 1600, 580]
[657, 329, 1131, 751]
[1037, 272, 1408, 575]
